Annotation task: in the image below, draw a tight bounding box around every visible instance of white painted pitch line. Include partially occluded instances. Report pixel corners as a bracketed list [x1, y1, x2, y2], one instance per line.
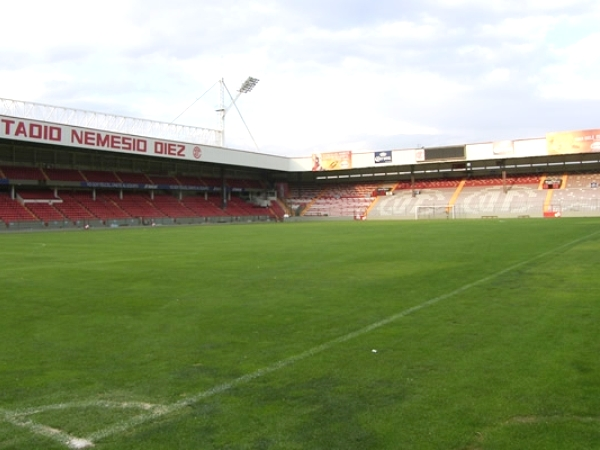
[84, 230, 600, 445]
[0, 400, 167, 449]
[0, 408, 92, 449]
[3, 230, 599, 448]
[12, 400, 164, 417]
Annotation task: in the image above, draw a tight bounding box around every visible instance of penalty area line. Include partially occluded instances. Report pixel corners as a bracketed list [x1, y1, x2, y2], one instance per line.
[0, 407, 93, 449]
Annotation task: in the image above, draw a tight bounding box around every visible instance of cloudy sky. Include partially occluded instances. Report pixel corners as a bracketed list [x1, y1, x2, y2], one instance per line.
[1, 0, 599, 156]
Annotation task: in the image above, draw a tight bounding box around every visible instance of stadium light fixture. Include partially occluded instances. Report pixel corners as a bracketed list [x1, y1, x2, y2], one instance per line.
[238, 77, 259, 94]
[218, 76, 260, 148]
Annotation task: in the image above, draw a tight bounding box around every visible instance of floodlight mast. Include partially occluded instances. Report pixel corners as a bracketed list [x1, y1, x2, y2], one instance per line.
[217, 76, 259, 147]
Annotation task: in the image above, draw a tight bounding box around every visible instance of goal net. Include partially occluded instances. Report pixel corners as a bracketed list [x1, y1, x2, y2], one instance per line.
[415, 205, 455, 220]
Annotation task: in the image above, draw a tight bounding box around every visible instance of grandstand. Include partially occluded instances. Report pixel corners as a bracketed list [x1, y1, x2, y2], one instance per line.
[1, 99, 600, 229]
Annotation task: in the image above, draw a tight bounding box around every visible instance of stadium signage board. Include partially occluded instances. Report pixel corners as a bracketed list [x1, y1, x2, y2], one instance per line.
[374, 151, 392, 164]
[0, 114, 292, 172]
[546, 129, 600, 154]
[311, 151, 352, 171]
[0, 115, 192, 160]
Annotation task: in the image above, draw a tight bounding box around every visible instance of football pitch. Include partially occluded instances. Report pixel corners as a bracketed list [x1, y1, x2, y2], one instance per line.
[1, 219, 599, 449]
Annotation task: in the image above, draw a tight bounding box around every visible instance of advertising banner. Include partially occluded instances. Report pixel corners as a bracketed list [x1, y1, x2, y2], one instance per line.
[311, 151, 352, 171]
[492, 140, 514, 155]
[546, 129, 600, 155]
[374, 151, 392, 164]
[415, 148, 425, 162]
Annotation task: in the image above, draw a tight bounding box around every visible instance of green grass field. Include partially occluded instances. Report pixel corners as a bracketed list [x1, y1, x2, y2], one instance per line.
[1, 219, 600, 449]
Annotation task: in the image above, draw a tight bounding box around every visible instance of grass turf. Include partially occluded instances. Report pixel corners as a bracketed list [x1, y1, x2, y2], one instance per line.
[0, 219, 599, 449]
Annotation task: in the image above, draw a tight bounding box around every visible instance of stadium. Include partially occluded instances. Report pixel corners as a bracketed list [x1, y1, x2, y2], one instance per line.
[2, 92, 600, 228]
[1, 94, 599, 449]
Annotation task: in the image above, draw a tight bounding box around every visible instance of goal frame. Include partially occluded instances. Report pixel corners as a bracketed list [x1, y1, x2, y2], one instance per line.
[414, 205, 455, 220]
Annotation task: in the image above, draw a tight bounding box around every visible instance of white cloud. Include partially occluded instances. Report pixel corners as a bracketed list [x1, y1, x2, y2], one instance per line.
[483, 68, 512, 84]
[1, 0, 599, 156]
[536, 32, 600, 100]
[477, 16, 557, 41]
[1, 1, 143, 53]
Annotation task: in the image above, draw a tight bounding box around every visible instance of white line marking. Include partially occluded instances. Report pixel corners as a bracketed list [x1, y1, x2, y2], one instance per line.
[0, 400, 167, 449]
[0, 408, 93, 449]
[13, 400, 164, 416]
[86, 230, 600, 444]
[2, 230, 599, 447]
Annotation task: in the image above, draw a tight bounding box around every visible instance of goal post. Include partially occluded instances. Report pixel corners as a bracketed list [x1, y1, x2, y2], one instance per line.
[415, 205, 455, 220]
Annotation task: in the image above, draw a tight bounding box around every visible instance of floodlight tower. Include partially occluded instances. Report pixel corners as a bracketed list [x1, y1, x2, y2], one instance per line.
[217, 76, 259, 147]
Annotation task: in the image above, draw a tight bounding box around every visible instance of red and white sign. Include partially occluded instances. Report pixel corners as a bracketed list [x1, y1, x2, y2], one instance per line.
[0, 115, 191, 160]
[543, 211, 562, 218]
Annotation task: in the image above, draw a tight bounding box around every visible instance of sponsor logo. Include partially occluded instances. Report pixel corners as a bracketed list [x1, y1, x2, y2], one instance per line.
[415, 148, 425, 162]
[374, 151, 392, 163]
[193, 146, 202, 159]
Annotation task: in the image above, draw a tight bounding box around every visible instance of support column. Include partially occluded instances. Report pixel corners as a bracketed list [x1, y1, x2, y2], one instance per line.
[221, 168, 227, 209]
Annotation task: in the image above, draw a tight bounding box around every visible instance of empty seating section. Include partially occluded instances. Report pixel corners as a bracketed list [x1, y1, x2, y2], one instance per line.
[0, 165, 277, 227]
[367, 190, 419, 218]
[369, 175, 547, 219]
[547, 172, 600, 215]
[320, 183, 380, 198]
[100, 192, 164, 219]
[227, 178, 263, 190]
[81, 170, 121, 183]
[457, 186, 546, 217]
[564, 172, 600, 189]
[5, 162, 600, 226]
[116, 172, 151, 184]
[243, 179, 264, 189]
[18, 189, 57, 200]
[0, 192, 37, 222]
[305, 197, 373, 217]
[0, 190, 276, 227]
[393, 181, 412, 191]
[392, 178, 461, 192]
[268, 200, 287, 218]
[152, 194, 194, 218]
[181, 195, 226, 217]
[226, 178, 248, 190]
[202, 177, 222, 189]
[44, 168, 86, 182]
[26, 203, 66, 222]
[463, 176, 504, 186]
[463, 174, 540, 187]
[72, 191, 130, 219]
[288, 183, 379, 217]
[148, 175, 180, 186]
[225, 196, 260, 216]
[551, 189, 600, 214]
[287, 184, 323, 214]
[403, 179, 462, 190]
[11, 189, 64, 223]
[176, 176, 205, 187]
[54, 193, 98, 221]
[1, 166, 46, 181]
